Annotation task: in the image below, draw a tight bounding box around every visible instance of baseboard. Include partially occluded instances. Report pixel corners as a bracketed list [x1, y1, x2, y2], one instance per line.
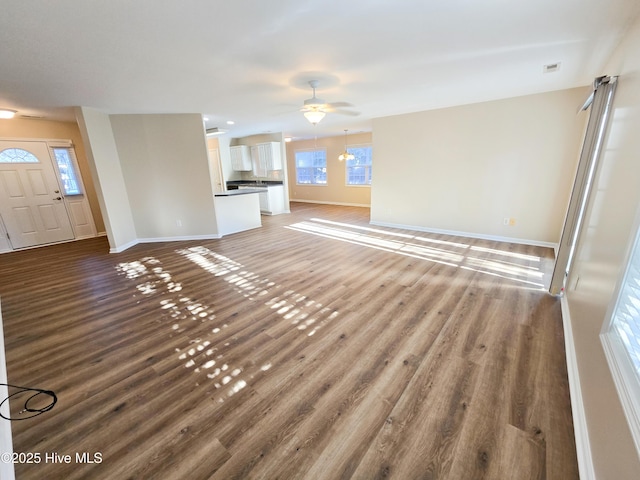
[560, 295, 596, 480]
[0, 232, 224, 255]
[137, 234, 222, 244]
[369, 220, 558, 249]
[109, 238, 139, 253]
[290, 199, 371, 208]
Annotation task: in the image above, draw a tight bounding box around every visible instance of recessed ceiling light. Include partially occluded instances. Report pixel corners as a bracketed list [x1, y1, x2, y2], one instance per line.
[0, 109, 17, 119]
[226, 120, 235, 125]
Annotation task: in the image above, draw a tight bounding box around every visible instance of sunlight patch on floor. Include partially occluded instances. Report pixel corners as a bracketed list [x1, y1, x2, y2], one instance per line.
[286, 219, 546, 289]
[177, 247, 340, 337]
[116, 245, 342, 404]
[116, 257, 244, 401]
[286, 221, 461, 268]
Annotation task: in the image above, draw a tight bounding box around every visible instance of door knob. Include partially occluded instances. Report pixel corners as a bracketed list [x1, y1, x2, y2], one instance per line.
[54, 197, 62, 200]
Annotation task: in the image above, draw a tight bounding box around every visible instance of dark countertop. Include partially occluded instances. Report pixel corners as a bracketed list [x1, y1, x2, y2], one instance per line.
[215, 188, 264, 197]
[226, 180, 283, 190]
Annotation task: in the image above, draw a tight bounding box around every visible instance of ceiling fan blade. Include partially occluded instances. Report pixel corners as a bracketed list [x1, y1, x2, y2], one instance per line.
[327, 101, 353, 108]
[298, 81, 357, 118]
[327, 108, 360, 116]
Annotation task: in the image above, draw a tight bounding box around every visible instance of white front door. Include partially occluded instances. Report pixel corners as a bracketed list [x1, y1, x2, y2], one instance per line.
[0, 140, 74, 249]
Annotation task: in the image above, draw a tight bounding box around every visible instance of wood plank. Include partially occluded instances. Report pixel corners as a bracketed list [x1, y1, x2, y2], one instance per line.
[0, 203, 578, 479]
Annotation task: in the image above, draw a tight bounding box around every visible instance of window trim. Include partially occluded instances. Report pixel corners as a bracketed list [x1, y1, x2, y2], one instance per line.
[601, 203, 640, 456]
[294, 147, 327, 186]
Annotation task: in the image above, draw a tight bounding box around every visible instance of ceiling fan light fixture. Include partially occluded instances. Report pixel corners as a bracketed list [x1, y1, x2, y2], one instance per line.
[338, 129, 354, 161]
[304, 109, 325, 125]
[0, 109, 17, 119]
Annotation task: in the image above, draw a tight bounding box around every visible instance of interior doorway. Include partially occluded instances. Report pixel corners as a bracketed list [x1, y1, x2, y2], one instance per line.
[208, 147, 225, 194]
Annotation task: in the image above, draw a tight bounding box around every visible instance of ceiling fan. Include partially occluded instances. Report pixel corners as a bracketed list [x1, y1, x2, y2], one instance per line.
[301, 80, 359, 125]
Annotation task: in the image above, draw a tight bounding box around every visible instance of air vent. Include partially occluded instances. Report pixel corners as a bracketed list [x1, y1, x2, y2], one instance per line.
[205, 127, 228, 136]
[543, 63, 561, 73]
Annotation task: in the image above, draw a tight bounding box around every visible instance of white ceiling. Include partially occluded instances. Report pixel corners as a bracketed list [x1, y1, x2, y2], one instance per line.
[1, 0, 639, 140]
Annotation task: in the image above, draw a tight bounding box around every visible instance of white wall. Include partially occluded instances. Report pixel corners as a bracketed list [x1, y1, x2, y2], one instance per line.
[564, 15, 640, 479]
[110, 114, 218, 241]
[76, 107, 137, 252]
[371, 88, 589, 245]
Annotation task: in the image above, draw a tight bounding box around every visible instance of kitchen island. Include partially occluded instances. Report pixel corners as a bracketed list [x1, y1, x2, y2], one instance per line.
[214, 189, 262, 236]
[227, 181, 287, 215]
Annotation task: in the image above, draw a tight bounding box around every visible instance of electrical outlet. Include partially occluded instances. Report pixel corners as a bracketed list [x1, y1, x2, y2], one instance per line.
[176, 219, 182, 227]
[503, 218, 509, 225]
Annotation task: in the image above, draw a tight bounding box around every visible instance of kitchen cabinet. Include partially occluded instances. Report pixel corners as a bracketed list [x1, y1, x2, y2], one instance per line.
[252, 142, 282, 176]
[230, 145, 252, 171]
[262, 185, 285, 215]
[258, 190, 269, 211]
[250, 145, 262, 177]
[238, 184, 285, 215]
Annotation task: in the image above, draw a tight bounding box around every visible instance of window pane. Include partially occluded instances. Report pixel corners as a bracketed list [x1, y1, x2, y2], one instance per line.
[295, 150, 326, 185]
[52, 148, 82, 195]
[346, 146, 372, 185]
[0, 148, 39, 163]
[296, 151, 314, 168]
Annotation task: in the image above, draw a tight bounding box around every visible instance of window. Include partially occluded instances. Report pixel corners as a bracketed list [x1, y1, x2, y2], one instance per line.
[0, 148, 39, 163]
[295, 149, 326, 185]
[52, 147, 82, 195]
[345, 145, 372, 185]
[603, 220, 640, 454]
[611, 240, 640, 378]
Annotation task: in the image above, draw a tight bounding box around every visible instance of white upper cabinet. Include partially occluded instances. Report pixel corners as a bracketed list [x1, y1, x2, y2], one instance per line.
[256, 142, 282, 171]
[230, 145, 252, 171]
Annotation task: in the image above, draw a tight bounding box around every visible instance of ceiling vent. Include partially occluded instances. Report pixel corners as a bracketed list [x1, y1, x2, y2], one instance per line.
[205, 127, 228, 136]
[543, 62, 561, 73]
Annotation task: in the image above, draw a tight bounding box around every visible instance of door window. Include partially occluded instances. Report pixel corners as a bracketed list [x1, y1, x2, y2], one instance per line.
[0, 148, 39, 163]
[52, 147, 82, 195]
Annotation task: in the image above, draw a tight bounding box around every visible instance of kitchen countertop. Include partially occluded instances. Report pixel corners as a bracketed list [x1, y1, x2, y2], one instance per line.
[215, 188, 264, 197]
[226, 180, 283, 190]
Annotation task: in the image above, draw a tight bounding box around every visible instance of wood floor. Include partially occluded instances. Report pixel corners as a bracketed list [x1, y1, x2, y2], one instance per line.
[0, 203, 578, 479]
